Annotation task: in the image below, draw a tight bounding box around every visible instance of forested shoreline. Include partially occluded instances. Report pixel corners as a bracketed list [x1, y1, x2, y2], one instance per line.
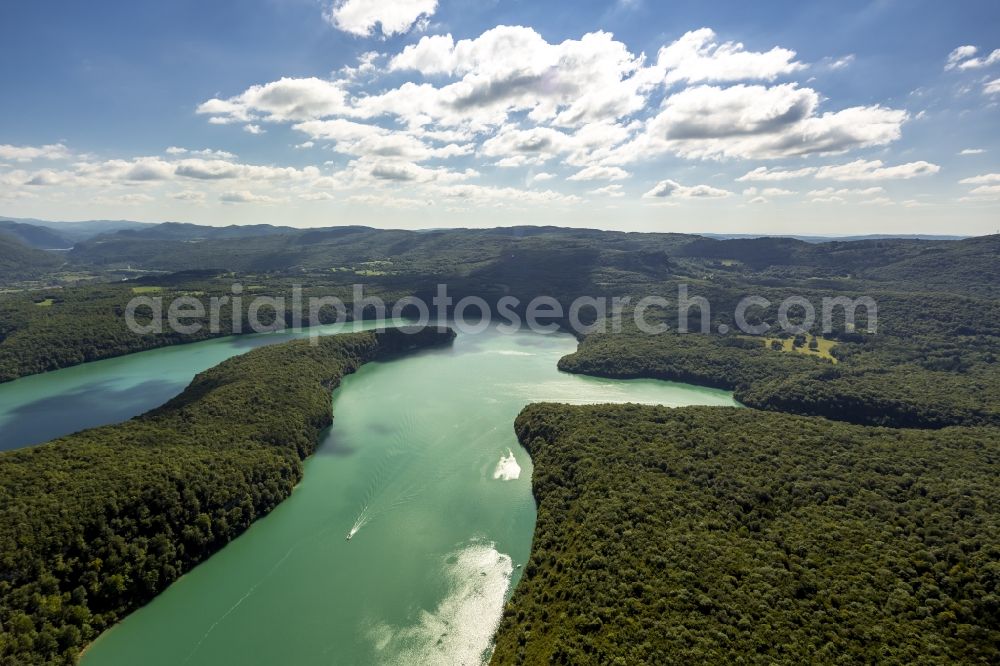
[491, 403, 1000, 665]
[0, 327, 454, 665]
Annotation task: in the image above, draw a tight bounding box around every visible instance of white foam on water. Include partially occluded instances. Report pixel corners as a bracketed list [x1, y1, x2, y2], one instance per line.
[492, 449, 521, 481]
[487, 350, 534, 357]
[369, 541, 513, 665]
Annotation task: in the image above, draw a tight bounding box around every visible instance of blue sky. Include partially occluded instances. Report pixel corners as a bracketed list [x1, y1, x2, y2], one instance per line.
[1, 0, 998, 234]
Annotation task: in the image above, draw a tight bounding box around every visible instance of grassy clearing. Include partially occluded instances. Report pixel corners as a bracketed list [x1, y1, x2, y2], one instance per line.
[33, 299, 54, 307]
[745, 335, 838, 363]
[130, 286, 162, 295]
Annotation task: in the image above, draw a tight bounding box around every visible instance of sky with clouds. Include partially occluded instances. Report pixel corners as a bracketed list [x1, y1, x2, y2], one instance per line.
[1, 0, 998, 234]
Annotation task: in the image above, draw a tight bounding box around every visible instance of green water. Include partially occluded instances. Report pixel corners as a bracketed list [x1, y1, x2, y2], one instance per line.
[0, 319, 400, 451]
[2, 326, 737, 665]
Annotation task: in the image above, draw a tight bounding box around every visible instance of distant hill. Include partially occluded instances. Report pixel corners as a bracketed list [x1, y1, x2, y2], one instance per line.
[95, 221, 300, 241]
[700, 233, 968, 243]
[0, 233, 62, 279]
[0, 221, 75, 249]
[5, 219, 994, 297]
[677, 234, 999, 296]
[0, 216, 155, 242]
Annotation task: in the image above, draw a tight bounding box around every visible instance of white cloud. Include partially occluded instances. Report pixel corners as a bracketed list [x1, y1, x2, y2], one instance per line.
[622, 84, 907, 161]
[737, 166, 817, 181]
[742, 186, 793, 196]
[858, 196, 893, 206]
[985, 78, 1000, 95]
[431, 183, 581, 208]
[959, 148, 985, 155]
[244, 124, 264, 135]
[959, 173, 1000, 185]
[807, 186, 884, 198]
[0, 143, 70, 162]
[384, 27, 653, 129]
[326, 0, 437, 38]
[300, 191, 336, 201]
[347, 193, 432, 209]
[24, 169, 71, 186]
[196, 26, 907, 171]
[198, 77, 350, 123]
[566, 165, 629, 181]
[172, 190, 207, 202]
[814, 159, 940, 180]
[220, 190, 284, 204]
[827, 54, 855, 70]
[643, 179, 731, 199]
[293, 118, 472, 161]
[531, 172, 556, 182]
[165, 147, 236, 159]
[968, 184, 1000, 197]
[589, 184, 625, 197]
[945, 45, 979, 70]
[122, 158, 175, 181]
[656, 28, 805, 85]
[946, 45, 1000, 70]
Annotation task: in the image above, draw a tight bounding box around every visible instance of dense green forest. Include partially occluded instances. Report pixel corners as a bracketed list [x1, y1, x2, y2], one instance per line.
[492, 403, 1000, 665]
[560, 322, 1000, 429]
[0, 327, 454, 665]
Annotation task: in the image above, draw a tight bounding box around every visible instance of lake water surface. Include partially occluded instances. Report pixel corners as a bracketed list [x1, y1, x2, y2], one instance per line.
[0, 325, 737, 664]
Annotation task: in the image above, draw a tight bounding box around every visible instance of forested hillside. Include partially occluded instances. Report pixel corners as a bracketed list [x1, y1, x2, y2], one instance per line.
[0, 234, 61, 280]
[492, 403, 1000, 665]
[0, 222, 74, 250]
[0, 327, 454, 665]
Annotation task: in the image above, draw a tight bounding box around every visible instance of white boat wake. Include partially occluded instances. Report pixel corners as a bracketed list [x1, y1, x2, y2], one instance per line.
[492, 449, 521, 481]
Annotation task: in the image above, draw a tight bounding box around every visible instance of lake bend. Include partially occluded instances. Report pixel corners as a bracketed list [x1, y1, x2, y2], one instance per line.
[0, 325, 737, 664]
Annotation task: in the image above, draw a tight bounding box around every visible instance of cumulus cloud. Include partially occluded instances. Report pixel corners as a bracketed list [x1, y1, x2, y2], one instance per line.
[619, 84, 907, 161]
[198, 77, 350, 123]
[531, 172, 556, 182]
[197, 26, 908, 170]
[656, 28, 805, 85]
[985, 78, 1000, 95]
[24, 169, 71, 186]
[0, 143, 71, 162]
[959, 148, 986, 155]
[566, 165, 629, 181]
[326, 0, 436, 37]
[813, 159, 940, 181]
[383, 27, 653, 129]
[643, 179, 731, 199]
[123, 158, 174, 181]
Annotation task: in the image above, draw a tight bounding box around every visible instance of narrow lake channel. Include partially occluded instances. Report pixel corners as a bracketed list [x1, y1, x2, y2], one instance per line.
[0, 325, 737, 664]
